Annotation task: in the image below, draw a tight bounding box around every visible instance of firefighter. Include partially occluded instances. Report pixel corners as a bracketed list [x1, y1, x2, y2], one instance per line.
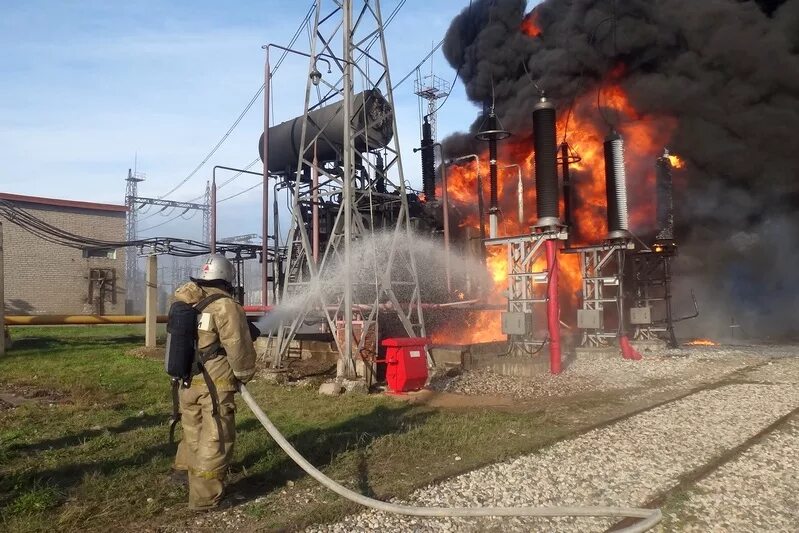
[172, 253, 257, 511]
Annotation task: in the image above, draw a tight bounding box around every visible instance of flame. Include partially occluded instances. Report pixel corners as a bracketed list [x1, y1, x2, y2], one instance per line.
[430, 311, 505, 345]
[686, 339, 718, 346]
[521, 11, 542, 37]
[668, 154, 685, 169]
[430, 69, 677, 345]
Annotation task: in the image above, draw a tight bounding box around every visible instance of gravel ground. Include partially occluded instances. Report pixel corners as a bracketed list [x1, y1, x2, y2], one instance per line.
[307, 382, 799, 533]
[428, 345, 794, 401]
[660, 416, 799, 533]
[739, 356, 799, 385]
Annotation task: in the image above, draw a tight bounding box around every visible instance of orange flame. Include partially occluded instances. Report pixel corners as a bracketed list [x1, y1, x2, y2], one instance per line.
[686, 339, 717, 346]
[430, 311, 504, 345]
[431, 73, 676, 345]
[668, 154, 685, 169]
[521, 11, 542, 37]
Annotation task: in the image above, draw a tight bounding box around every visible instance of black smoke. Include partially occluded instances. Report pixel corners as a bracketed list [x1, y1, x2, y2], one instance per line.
[440, 0, 799, 340]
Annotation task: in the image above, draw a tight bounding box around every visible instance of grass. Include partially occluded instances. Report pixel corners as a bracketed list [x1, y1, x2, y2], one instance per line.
[0, 326, 570, 532]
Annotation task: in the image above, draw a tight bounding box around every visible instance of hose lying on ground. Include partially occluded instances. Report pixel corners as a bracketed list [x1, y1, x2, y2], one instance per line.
[239, 384, 661, 532]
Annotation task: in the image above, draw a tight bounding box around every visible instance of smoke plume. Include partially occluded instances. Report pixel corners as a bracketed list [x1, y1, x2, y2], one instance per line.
[440, 0, 799, 339]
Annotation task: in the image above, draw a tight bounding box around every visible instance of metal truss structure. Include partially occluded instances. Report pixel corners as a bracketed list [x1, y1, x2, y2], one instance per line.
[414, 73, 450, 142]
[568, 241, 634, 348]
[272, 0, 426, 379]
[485, 228, 567, 355]
[630, 244, 679, 348]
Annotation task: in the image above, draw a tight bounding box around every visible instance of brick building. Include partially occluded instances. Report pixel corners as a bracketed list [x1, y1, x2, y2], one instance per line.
[1, 192, 127, 315]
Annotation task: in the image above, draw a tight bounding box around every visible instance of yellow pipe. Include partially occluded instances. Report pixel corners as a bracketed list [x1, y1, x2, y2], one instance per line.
[5, 315, 169, 326]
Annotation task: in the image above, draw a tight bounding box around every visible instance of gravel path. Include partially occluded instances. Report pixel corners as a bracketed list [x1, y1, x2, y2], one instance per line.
[307, 383, 799, 532]
[659, 417, 799, 533]
[429, 345, 774, 402]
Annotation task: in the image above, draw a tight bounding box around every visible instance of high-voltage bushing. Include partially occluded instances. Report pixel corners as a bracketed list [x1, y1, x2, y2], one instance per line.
[603, 131, 631, 241]
[532, 96, 560, 228]
[557, 141, 581, 234]
[420, 117, 436, 201]
[655, 149, 675, 241]
[258, 89, 393, 175]
[475, 109, 510, 238]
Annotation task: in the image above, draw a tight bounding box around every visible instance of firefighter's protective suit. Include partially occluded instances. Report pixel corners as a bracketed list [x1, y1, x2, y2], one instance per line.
[172, 281, 256, 510]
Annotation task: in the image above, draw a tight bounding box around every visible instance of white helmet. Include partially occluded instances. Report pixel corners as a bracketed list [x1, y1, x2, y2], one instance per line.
[194, 254, 235, 284]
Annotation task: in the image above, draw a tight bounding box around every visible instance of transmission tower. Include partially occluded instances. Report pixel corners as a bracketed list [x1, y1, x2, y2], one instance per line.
[202, 181, 211, 244]
[125, 168, 145, 310]
[272, 0, 427, 380]
[414, 73, 450, 142]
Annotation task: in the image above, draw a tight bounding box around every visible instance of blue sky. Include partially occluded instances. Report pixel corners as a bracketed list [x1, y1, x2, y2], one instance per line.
[0, 1, 485, 241]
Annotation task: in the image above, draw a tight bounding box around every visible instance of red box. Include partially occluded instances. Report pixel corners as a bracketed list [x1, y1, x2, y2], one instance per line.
[381, 337, 429, 393]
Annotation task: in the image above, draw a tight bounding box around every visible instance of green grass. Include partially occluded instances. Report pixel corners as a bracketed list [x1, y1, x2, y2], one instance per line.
[0, 326, 570, 532]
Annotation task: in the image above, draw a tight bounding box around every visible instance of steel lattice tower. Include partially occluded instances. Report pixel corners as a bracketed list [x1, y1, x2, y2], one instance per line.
[272, 0, 427, 380]
[414, 73, 450, 142]
[125, 169, 144, 309]
[202, 181, 211, 244]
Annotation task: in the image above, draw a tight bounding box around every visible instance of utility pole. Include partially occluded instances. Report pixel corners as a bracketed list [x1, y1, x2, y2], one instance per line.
[145, 254, 158, 348]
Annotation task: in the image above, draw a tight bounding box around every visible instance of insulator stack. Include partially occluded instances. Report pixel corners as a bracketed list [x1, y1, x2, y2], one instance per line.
[533, 97, 560, 227]
[655, 151, 674, 241]
[375, 152, 386, 194]
[603, 131, 631, 240]
[475, 109, 510, 238]
[421, 118, 435, 201]
[487, 113, 499, 211]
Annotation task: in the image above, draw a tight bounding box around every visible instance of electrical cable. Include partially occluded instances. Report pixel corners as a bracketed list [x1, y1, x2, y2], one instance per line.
[219, 181, 263, 203]
[153, 1, 316, 201]
[239, 383, 661, 531]
[425, 0, 471, 119]
[394, 38, 445, 90]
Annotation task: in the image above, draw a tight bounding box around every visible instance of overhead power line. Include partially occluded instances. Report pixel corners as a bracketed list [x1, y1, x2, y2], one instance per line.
[155, 1, 317, 200]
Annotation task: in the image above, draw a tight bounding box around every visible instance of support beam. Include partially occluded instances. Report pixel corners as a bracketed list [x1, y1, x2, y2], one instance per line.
[145, 254, 158, 348]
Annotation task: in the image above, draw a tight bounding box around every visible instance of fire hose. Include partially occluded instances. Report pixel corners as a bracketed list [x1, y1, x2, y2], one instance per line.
[238, 384, 662, 532]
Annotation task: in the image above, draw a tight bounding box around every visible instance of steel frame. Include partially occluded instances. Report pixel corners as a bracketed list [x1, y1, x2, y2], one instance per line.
[569, 241, 634, 348]
[484, 228, 566, 354]
[630, 248, 678, 348]
[272, 0, 426, 380]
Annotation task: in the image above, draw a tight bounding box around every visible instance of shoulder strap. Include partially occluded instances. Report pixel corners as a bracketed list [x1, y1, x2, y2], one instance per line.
[194, 293, 230, 312]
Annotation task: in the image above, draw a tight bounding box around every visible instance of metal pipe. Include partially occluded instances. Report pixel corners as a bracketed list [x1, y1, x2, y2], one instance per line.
[312, 142, 319, 264]
[341, 0, 355, 379]
[436, 144, 451, 293]
[5, 315, 169, 326]
[505, 164, 523, 225]
[273, 182, 281, 304]
[262, 46, 270, 308]
[545, 240, 561, 374]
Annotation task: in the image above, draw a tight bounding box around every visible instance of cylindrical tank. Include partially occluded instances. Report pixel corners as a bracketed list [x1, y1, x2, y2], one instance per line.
[258, 89, 393, 175]
[533, 97, 560, 227]
[655, 150, 674, 241]
[421, 117, 435, 201]
[604, 131, 631, 240]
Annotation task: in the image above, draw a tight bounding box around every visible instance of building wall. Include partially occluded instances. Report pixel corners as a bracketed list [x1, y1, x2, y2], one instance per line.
[2, 201, 126, 315]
